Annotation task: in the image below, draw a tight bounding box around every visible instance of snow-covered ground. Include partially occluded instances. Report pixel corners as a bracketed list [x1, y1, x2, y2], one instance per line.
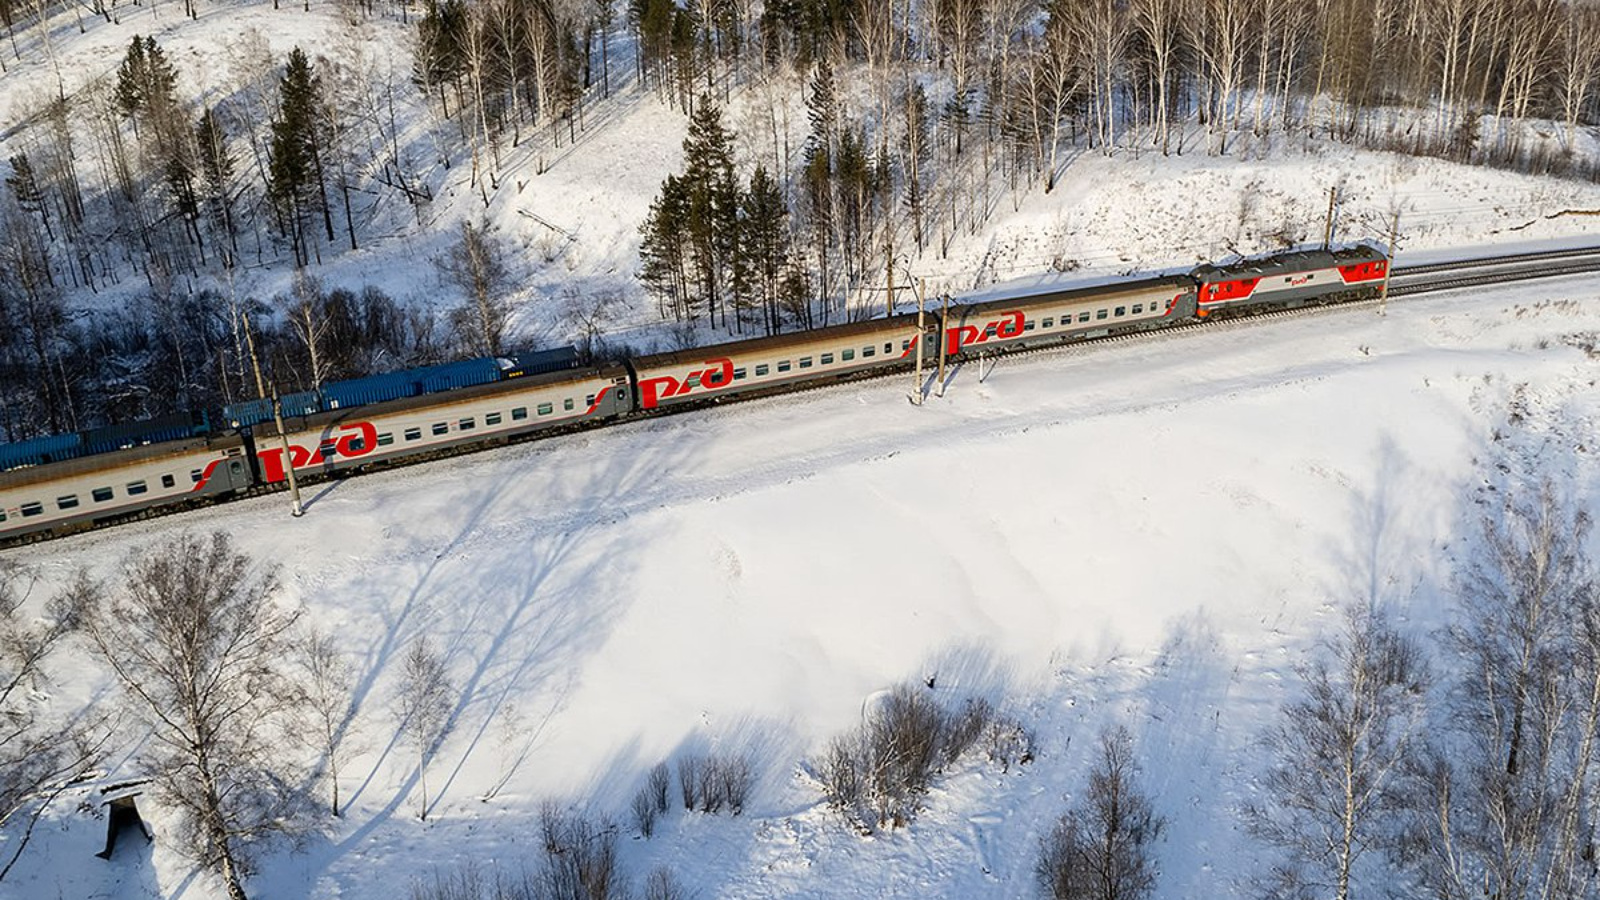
[7, 272, 1599, 899]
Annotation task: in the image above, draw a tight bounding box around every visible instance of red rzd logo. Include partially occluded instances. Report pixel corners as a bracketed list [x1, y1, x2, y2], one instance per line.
[257, 421, 378, 483]
[639, 357, 734, 409]
[946, 310, 1024, 354]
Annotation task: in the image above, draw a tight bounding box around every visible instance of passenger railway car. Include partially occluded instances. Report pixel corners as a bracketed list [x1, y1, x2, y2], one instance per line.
[0, 434, 252, 539]
[0, 242, 1390, 545]
[244, 364, 633, 485]
[940, 274, 1196, 356]
[627, 316, 927, 410]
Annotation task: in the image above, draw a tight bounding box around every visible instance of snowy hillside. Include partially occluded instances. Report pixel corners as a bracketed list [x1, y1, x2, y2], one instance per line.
[5, 272, 1598, 899]
[1, 0, 1599, 344]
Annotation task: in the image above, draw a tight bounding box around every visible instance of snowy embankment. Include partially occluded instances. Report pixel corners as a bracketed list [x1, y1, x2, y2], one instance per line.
[6, 274, 1599, 899]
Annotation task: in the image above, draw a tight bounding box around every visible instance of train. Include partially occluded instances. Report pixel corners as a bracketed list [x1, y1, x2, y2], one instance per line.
[0, 242, 1389, 543]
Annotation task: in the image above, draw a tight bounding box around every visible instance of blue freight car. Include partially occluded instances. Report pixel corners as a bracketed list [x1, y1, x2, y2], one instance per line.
[223, 392, 321, 429]
[0, 411, 210, 473]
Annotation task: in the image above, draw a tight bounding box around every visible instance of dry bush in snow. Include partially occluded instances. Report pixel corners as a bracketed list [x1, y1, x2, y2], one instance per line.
[816, 682, 1030, 831]
[641, 866, 693, 900]
[674, 752, 754, 817]
[1037, 726, 1162, 900]
[535, 805, 623, 900]
[631, 784, 658, 838]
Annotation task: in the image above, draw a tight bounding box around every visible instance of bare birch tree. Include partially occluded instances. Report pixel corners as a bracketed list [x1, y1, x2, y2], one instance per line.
[1247, 602, 1430, 900]
[283, 269, 332, 389]
[84, 532, 310, 900]
[395, 637, 454, 821]
[1400, 479, 1596, 900]
[296, 625, 357, 817]
[437, 217, 513, 357]
[1555, 2, 1600, 152]
[1131, 0, 1180, 154]
[1074, 0, 1128, 153]
[0, 564, 106, 882]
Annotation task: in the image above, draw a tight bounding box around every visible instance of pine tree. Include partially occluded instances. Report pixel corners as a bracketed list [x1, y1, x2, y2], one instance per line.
[902, 82, 930, 250]
[269, 48, 335, 266]
[141, 39, 180, 147]
[6, 153, 50, 241]
[639, 174, 692, 321]
[195, 108, 238, 267]
[147, 40, 201, 261]
[803, 57, 837, 325]
[414, 0, 467, 117]
[114, 36, 148, 120]
[116, 37, 180, 143]
[805, 54, 837, 158]
[681, 94, 739, 329]
[738, 164, 791, 335]
[669, 7, 697, 110]
[835, 124, 871, 286]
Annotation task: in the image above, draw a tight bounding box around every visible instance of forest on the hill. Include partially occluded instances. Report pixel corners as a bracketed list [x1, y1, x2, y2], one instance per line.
[0, 0, 1597, 441]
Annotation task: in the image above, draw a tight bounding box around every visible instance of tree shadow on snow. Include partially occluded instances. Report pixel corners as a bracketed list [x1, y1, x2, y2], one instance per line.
[294, 415, 703, 892]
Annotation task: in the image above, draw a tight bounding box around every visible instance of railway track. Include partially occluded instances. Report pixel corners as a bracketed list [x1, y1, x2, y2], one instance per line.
[1387, 243, 1600, 278]
[11, 240, 1600, 547]
[1389, 245, 1600, 296]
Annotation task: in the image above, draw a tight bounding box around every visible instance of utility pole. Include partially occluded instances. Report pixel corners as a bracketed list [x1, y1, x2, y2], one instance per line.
[936, 292, 949, 398]
[1379, 211, 1399, 317]
[270, 387, 305, 517]
[911, 277, 925, 405]
[1322, 186, 1337, 250]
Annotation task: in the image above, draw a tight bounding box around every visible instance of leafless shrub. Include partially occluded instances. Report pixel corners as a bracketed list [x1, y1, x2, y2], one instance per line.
[409, 862, 540, 900]
[716, 755, 753, 815]
[647, 762, 670, 813]
[814, 683, 1027, 831]
[408, 864, 487, 900]
[941, 697, 994, 767]
[819, 734, 865, 821]
[985, 714, 1036, 773]
[631, 785, 658, 838]
[1037, 726, 1162, 900]
[695, 755, 723, 814]
[677, 753, 754, 816]
[641, 866, 692, 900]
[538, 800, 565, 857]
[676, 755, 699, 810]
[869, 685, 946, 812]
[536, 806, 622, 900]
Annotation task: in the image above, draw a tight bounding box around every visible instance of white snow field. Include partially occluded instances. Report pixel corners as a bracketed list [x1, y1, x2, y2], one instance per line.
[5, 273, 1599, 899]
